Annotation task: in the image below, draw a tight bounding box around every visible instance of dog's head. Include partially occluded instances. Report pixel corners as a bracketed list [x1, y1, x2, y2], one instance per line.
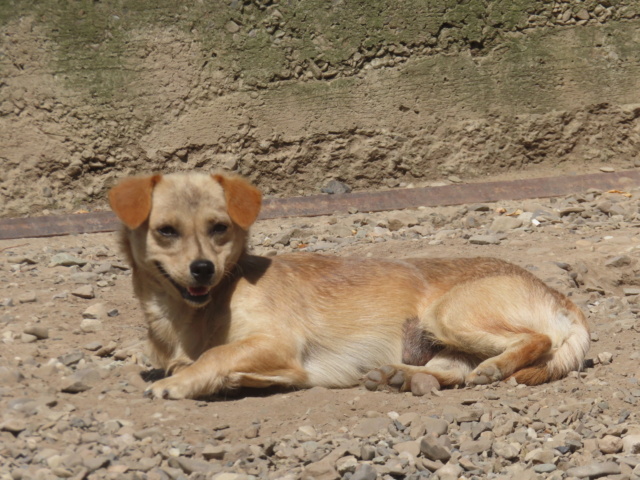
[109, 173, 262, 308]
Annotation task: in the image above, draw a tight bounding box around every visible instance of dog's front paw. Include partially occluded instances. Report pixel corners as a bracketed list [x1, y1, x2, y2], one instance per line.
[144, 376, 193, 400]
[363, 365, 410, 392]
[466, 364, 503, 386]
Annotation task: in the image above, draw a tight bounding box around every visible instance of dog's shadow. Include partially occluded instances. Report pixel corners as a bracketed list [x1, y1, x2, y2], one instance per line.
[140, 368, 166, 383]
[139, 368, 297, 401]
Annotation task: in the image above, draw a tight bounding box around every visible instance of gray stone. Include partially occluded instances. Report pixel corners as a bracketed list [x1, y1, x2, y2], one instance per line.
[83, 456, 109, 472]
[605, 255, 633, 267]
[352, 417, 390, 437]
[21, 333, 38, 343]
[559, 206, 585, 216]
[360, 444, 376, 461]
[393, 440, 420, 457]
[95, 341, 117, 357]
[423, 417, 449, 436]
[202, 444, 226, 461]
[0, 366, 24, 384]
[72, 285, 95, 299]
[1, 298, 14, 307]
[80, 319, 102, 333]
[70, 272, 99, 284]
[212, 474, 250, 480]
[459, 436, 493, 455]
[225, 20, 241, 33]
[50, 253, 87, 267]
[597, 352, 613, 365]
[469, 204, 491, 211]
[169, 456, 221, 475]
[565, 461, 621, 478]
[335, 455, 358, 474]
[23, 325, 49, 340]
[455, 409, 483, 423]
[302, 458, 339, 480]
[533, 464, 557, 473]
[83, 303, 107, 319]
[59, 351, 84, 366]
[410, 373, 440, 396]
[387, 217, 405, 232]
[83, 341, 102, 351]
[598, 434, 623, 454]
[489, 216, 523, 233]
[321, 180, 351, 195]
[386, 458, 407, 476]
[396, 412, 420, 428]
[137, 456, 161, 471]
[623, 434, 640, 454]
[270, 229, 295, 246]
[350, 463, 377, 480]
[94, 262, 113, 274]
[60, 369, 100, 393]
[419, 435, 451, 462]
[133, 427, 163, 440]
[244, 423, 260, 439]
[469, 234, 501, 245]
[525, 447, 555, 464]
[18, 292, 37, 303]
[297, 425, 318, 440]
[1, 418, 27, 434]
[435, 463, 463, 479]
[577, 8, 591, 20]
[9, 256, 38, 265]
[492, 440, 520, 460]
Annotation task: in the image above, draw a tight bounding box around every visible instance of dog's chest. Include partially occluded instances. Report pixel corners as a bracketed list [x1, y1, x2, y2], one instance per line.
[148, 303, 221, 362]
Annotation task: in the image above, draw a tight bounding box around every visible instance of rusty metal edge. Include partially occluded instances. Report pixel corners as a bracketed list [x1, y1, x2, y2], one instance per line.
[1, 170, 639, 241]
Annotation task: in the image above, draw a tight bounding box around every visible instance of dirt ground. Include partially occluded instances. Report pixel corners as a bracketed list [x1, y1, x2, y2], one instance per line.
[1, 178, 640, 479]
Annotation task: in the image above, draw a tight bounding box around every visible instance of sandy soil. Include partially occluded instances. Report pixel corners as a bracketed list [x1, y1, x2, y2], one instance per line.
[1, 182, 640, 479]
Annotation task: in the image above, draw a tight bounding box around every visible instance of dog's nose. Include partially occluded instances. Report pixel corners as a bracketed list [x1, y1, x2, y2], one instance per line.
[190, 260, 215, 283]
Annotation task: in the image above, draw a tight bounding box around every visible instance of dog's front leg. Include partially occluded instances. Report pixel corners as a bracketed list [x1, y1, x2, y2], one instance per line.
[144, 335, 307, 400]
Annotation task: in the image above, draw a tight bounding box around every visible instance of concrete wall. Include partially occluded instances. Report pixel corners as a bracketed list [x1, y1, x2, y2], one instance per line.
[1, 0, 639, 216]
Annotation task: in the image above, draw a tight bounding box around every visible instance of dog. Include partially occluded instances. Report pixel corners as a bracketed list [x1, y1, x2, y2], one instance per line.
[108, 172, 590, 400]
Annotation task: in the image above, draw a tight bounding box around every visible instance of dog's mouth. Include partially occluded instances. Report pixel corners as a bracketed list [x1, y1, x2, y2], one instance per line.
[155, 262, 212, 305]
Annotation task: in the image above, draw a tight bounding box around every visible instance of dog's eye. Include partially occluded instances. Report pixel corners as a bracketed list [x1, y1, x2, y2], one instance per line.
[157, 225, 179, 238]
[210, 223, 228, 236]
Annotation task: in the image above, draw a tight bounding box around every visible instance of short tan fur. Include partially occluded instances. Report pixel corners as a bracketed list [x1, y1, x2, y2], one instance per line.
[109, 173, 590, 399]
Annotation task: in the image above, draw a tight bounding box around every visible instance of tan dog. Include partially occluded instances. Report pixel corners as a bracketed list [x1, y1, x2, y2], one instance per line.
[108, 173, 590, 400]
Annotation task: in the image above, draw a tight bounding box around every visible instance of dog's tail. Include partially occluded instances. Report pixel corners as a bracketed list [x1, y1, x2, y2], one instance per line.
[509, 306, 590, 385]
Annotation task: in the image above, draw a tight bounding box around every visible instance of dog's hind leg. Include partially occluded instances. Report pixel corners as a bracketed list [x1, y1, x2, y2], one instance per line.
[363, 331, 553, 390]
[464, 332, 552, 385]
[425, 276, 561, 386]
[363, 348, 480, 391]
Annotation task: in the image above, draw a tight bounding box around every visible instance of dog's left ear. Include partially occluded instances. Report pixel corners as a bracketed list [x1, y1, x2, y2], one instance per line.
[212, 174, 262, 229]
[109, 175, 162, 229]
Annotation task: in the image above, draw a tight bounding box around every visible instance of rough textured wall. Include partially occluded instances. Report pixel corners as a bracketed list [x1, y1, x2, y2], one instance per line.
[1, 0, 640, 216]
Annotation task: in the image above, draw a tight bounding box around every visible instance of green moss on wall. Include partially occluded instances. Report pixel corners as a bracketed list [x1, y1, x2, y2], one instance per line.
[1, 0, 561, 101]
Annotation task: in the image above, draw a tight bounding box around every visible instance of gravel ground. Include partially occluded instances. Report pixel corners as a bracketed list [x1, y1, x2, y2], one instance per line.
[2, 185, 640, 480]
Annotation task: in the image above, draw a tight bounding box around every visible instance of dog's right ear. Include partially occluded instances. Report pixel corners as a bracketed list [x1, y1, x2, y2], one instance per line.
[109, 175, 162, 229]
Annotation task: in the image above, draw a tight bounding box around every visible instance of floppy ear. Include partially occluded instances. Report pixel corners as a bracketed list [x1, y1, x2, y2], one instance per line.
[212, 174, 262, 229]
[108, 175, 162, 229]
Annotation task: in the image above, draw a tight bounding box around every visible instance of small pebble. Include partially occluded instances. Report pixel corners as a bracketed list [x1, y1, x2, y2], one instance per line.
[410, 373, 440, 396]
[72, 285, 95, 299]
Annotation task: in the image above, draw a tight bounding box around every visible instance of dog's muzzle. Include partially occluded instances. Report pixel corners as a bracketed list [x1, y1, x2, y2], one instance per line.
[155, 261, 214, 305]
